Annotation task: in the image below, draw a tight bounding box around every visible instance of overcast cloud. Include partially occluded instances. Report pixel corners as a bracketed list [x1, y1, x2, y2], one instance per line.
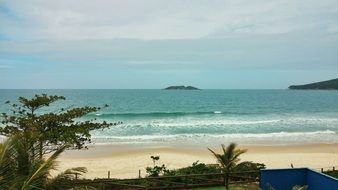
[1, 0, 338, 89]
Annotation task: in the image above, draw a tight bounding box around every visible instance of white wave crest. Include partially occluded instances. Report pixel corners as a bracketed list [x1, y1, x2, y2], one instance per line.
[92, 130, 336, 140]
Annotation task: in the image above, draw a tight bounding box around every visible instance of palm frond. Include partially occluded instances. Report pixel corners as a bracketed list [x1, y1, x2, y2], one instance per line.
[209, 143, 247, 171]
[46, 167, 88, 190]
[208, 148, 226, 168]
[21, 145, 69, 190]
[0, 138, 16, 189]
[230, 149, 247, 163]
[224, 143, 236, 160]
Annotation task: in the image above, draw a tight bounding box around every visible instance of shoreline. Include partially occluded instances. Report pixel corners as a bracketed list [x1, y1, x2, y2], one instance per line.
[56, 143, 338, 179]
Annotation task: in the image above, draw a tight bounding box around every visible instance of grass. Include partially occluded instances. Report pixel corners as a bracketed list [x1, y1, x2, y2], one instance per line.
[324, 170, 338, 178]
[192, 184, 259, 190]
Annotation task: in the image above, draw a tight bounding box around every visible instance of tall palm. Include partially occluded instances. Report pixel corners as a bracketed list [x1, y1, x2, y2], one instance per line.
[208, 143, 247, 190]
[0, 135, 90, 190]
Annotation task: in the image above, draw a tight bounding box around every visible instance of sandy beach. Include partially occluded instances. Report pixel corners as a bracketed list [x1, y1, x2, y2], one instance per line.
[56, 143, 338, 179]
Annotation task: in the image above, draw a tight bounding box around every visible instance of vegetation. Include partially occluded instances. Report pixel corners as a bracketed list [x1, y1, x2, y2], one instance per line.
[164, 85, 200, 90]
[146, 155, 168, 177]
[0, 94, 116, 190]
[166, 161, 221, 176]
[208, 143, 247, 190]
[324, 169, 338, 178]
[233, 161, 266, 179]
[289, 78, 338, 90]
[192, 184, 259, 190]
[2, 94, 310, 190]
[0, 94, 118, 159]
[0, 135, 92, 190]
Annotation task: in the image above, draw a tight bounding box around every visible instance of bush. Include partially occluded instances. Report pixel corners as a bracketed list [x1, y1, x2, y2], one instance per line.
[234, 161, 266, 172]
[233, 161, 266, 179]
[165, 161, 221, 176]
[324, 170, 338, 179]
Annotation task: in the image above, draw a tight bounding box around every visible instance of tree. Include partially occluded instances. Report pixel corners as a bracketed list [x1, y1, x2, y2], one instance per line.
[146, 155, 167, 177]
[0, 134, 92, 190]
[150, 155, 160, 167]
[208, 143, 247, 190]
[0, 94, 119, 159]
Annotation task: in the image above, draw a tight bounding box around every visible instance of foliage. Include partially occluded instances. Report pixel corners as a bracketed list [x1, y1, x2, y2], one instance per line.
[0, 94, 117, 190]
[289, 78, 338, 90]
[146, 165, 168, 177]
[146, 155, 168, 177]
[0, 135, 92, 190]
[165, 161, 221, 176]
[150, 155, 160, 166]
[233, 161, 265, 178]
[208, 143, 247, 190]
[234, 161, 265, 172]
[193, 184, 260, 190]
[324, 170, 338, 179]
[0, 94, 118, 159]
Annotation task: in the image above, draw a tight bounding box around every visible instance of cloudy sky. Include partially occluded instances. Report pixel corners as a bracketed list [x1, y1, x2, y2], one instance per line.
[1, 0, 338, 89]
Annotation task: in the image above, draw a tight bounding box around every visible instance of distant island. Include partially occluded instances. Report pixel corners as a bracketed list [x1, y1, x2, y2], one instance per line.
[289, 78, 338, 90]
[164, 85, 200, 90]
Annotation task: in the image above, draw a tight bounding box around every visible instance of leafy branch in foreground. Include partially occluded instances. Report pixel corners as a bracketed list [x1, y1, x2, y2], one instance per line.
[0, 94, 120, 159]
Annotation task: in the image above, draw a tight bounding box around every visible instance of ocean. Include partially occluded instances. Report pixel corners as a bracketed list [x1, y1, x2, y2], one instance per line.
[1, 89, 338, 145]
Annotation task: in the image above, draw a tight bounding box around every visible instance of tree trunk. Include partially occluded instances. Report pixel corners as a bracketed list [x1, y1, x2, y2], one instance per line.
[224, 168, 230, 190]
[224, 175, 227, 190]
[225, 173, 229, 190]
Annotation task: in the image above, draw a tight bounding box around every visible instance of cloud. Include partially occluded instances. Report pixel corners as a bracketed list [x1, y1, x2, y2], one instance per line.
[1, 33, 337, 71]
[1, 0, 338, 89]
[1, 0, 338, 40]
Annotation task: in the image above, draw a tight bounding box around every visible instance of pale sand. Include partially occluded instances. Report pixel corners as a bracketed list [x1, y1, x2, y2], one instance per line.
[56, 144, 338, 179]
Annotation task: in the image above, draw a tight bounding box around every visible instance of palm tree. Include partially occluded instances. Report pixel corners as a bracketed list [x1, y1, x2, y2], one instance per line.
[208, 143, 247, 190]
[0, 135, 91, 190]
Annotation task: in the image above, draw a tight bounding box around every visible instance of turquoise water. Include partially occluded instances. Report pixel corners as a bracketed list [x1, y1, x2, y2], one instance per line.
[1, 89, 338, 145]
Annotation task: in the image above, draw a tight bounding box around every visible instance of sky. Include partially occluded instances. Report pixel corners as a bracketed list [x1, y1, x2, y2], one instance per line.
[0, 0, 338, 89]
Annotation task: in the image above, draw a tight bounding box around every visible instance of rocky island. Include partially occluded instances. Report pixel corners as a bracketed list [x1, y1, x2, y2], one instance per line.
[163, 85, 200, 90]
[289, 78, 338, 90]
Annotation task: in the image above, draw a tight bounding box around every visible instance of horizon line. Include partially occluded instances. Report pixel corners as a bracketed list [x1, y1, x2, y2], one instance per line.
[0, 88, 293, 90]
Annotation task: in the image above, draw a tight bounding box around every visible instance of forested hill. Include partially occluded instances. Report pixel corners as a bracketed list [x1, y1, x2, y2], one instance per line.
[289, 78, 338, 90]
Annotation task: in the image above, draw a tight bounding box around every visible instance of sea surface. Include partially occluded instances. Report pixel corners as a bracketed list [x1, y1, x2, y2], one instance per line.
[1, 89, 338, 145]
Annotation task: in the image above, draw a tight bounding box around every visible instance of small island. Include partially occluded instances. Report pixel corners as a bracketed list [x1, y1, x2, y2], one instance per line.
[289, 78, 338, 90]
[163, 85, 200, 90]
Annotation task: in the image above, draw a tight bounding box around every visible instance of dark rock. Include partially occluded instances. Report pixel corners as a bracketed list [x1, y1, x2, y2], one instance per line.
[163, 85, 200, 90]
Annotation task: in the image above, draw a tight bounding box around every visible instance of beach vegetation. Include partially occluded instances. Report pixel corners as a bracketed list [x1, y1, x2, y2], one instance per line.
[146, 155, 168, 177]
[192, 184, 260, 190]
[0, 135, 93, 190]
[208, 143, 247, 190]
[165, 161, 221, 176]
[0, 94, 117, 189]
[150, 155, 160, 166]
[233, 161, 265, 179]
[0, 94, 118, 159]
[324, 169, 338, 179]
